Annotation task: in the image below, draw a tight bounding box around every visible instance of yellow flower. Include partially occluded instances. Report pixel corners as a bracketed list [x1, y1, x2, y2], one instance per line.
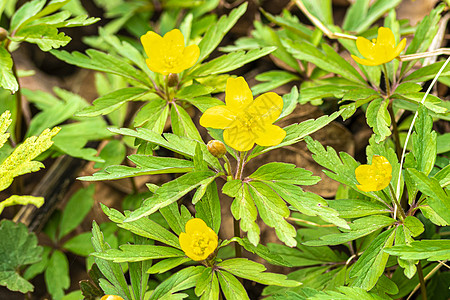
[140, 29, 200, 75]
[351, 27, 406, 66]
[355, 155, 392, 192]
[199, 77, 286, 152]
[101, 296, 124, 300]
[179, 218, 218, 261]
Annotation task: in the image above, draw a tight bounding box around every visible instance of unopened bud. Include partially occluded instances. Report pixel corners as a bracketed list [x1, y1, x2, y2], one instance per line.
[167, 73, 179, 87]
[207, 140, 227, 158]
[0, 28, 8, 41]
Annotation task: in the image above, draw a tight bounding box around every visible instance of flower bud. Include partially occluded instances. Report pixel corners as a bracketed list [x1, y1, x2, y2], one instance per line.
[207, 140, 227, 158]
[167, 73, 179, 87]
[0, 28, 8, 42]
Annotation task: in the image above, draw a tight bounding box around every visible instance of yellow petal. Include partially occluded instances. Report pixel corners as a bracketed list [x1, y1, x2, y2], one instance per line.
[351, 54, 380, 66]
[225, 77, 253, 112]
[163, 29, 185, 58]
[185, 218, 208, 233]
[356, 36, 376, 60]
[141, 31, 163, 61]
[145, 58, 168, 75]
[392, 38, 406, 58]
[376, 27, 395, 49]
[355, 155, 392, 192]
[200, 106, 236, 129]
[179, 232, 190, 253]
[247, 92, 283, 124]
[254, 124, 286, 147]
[223, 126, 255, 151]
[181, 44, 200, 71]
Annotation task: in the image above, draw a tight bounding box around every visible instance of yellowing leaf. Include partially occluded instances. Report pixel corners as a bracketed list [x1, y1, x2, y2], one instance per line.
[0, 195, 44, 214]
[0, 110, 12, 148]
[0, 126, 60, 191]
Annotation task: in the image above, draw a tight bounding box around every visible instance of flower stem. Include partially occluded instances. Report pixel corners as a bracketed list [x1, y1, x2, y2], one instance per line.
[387, 102, 402, 160]
[417, 261, 428, 300]
[222, 155, 232, 177]
[235, 151, 245, 180]
[164, 75, 170, 101]
[10, 55, 23, 143]
[233, 218, 242, 258]
[382, 63, 391, 96]
[388, 183, 406, 220]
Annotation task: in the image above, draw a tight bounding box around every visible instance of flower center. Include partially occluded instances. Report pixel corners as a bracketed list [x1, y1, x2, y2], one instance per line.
[164, 55, 179, 68]
[191, 232, 214, 256]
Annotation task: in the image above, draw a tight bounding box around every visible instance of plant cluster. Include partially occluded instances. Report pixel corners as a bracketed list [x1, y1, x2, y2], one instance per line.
[0, 0, 449, 299]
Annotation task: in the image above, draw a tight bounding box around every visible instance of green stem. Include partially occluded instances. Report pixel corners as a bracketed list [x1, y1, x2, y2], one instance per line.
[382, 63, 391, 97]
[387, 102, 402, 160]
[388, 183, 406, 220]
[222, 155, 232, 177]
[235, 151, 245, 180]
[233, 218, 242, 258]
[164, 75, 170, 101]
[11, 55, 22, 143]
[417, 261, 428, 300]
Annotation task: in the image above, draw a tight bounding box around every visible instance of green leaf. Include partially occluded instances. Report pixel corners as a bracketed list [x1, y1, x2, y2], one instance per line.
[197, 2, 247, 63]
[0, 127, 60, 191]
[304, 215, 395, 246]
[401, 4, 444, 75]
[108, 127, 221, 170]
[23, 246, 51, 281]
[0, 48, 18, 93]
[0, 220, 42, 293]
[249, 162, 320, 186]
[309, 286, 385, 300]
[268, 238, 346, 267]
[147, 257, 191, 274]
[407, 169, 450, 223]
[196, 181, 221, 234]
[223, 180, 260, 246]
[125, 171, 217, 222]
[349, 228, 395, 290]
[149, 266, 204, 300]
[248, 110, 342, 160]
[93, 244, 185, 263]
[403, 60, 450, 83]
[269, 182, 349, 229]
[217, 270, 249, 300]
[134, 98, 168, 128]
[218, 258, 300, 287]
[187, 47, 276, 79]
[300, 0, 333, 25]
[366, 98, 391, 143]
[249, 181, 297, 246]
[171, 104, 202, 141]
[403, 216, 424, 237]
[327, 199, 390, 219]
[102, 205, 180, 249]
[94, 140, 126, 170]
[384, 240, 450, 261]
[343, 0, 402, 33]
[76, 87, 152, 117]
[44, 250, 70, 300]
[251, 71, 300, 96]
[91, 221, 132, 300]
[13, 25, 71, 51]
[79, 156, 195, 181]
[231, 237, 292, 267]
[412, 105, 437, 176]
[62, 232, 94, 256]
[58, 185, 95, 239]
[51, 49, 152, 87]
[160, 203, 192, 235]
[194, 267, 219, 300]
[0, 195, 44, 215]
[285, 40, 366, 85]
[10, 0, 46, 31]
